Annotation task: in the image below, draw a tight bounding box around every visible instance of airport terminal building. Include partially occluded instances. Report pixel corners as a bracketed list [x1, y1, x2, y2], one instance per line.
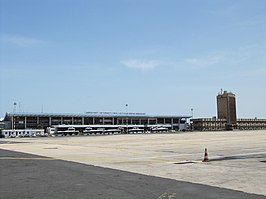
[3, 112, 190, 132]
[191, 90, 266, 131]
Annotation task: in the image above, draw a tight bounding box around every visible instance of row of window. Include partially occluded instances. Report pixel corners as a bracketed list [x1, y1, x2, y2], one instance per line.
[11, 117, 187, 130]
[13, 116, 182, 125]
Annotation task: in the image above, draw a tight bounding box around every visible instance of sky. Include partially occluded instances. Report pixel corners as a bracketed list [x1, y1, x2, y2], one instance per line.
[1, 0, 266, 119]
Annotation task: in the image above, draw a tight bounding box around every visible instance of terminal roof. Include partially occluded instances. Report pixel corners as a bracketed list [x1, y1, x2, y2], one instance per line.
[6, 112, 191, 119]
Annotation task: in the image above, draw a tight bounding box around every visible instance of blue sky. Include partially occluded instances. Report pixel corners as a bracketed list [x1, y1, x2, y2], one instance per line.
[1, 0, 266, 118]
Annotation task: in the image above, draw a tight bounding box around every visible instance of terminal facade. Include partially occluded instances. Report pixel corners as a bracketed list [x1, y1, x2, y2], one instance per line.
[192, 118, 266, 131]
[3, 112, 190, 132]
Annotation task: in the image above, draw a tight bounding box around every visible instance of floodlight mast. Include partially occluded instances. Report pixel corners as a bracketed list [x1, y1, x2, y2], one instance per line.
[126, 104, 128, 133]
[13, 102, 17, 130]
[190, 108, 194, 131]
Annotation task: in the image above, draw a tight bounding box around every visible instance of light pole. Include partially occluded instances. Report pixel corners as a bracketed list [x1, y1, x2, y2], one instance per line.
[126, 104, 128, 133]
[190, 108, 194, 131]
[13, 102, 17, 113]
[13, 102, 17, 130]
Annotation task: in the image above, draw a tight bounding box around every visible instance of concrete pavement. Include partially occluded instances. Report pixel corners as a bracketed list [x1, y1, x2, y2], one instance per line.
[1, 149, 265, 199]
[1, 130, 266, 197]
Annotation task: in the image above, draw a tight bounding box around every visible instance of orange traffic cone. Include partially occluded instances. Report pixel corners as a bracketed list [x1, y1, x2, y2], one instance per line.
[202, 148, 209, 162]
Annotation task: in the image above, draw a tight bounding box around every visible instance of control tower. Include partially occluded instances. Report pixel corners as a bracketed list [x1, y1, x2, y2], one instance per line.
[217, 90, 237, 129]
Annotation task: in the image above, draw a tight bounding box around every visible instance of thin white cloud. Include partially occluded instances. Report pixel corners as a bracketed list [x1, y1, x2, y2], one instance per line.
[0, 34, 44, 47]
[177, 45, 266, 76]
[184, 54, 225, 69]
[121, 59, 159, 70]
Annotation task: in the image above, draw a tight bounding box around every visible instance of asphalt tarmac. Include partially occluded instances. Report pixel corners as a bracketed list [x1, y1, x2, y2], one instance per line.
[0, 149, 265, 199]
